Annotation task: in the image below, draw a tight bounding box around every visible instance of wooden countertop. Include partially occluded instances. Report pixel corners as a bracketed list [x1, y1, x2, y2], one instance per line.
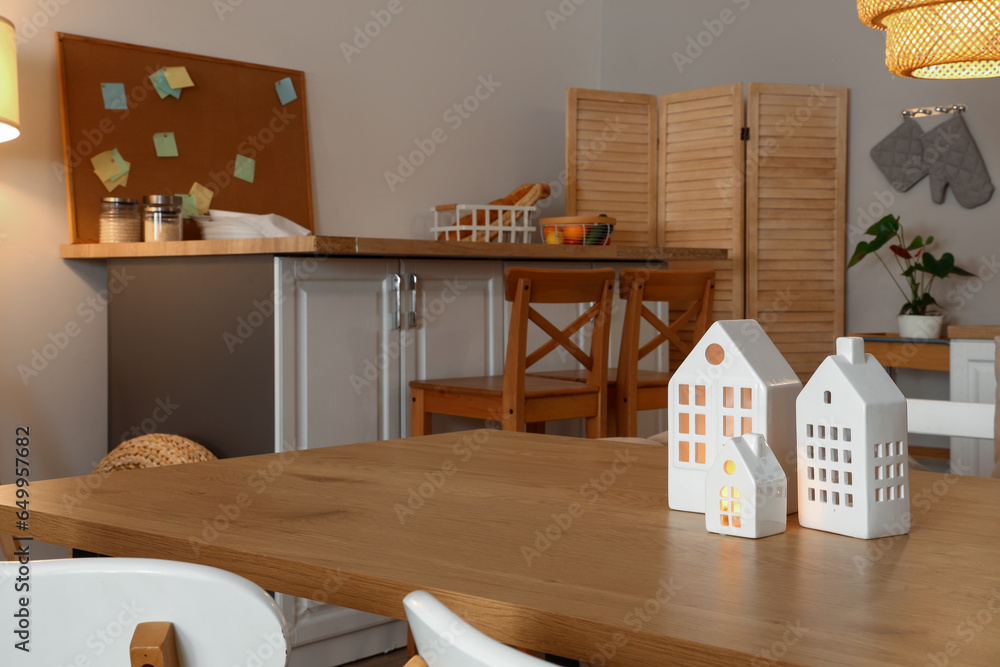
[59, 236, 729, 261]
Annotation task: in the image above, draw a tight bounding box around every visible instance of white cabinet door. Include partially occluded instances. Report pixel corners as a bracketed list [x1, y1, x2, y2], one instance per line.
[400, 259, 504, 435]
[950, 339, 997, 476]
[274, 257, 406, 664]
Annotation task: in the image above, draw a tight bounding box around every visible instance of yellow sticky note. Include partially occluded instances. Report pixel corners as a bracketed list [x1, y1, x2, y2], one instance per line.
[91, 150, 122, 183]
[163, 66, 195, 89]
[103, 170, 129, 192]
[190, 182, 214, 216]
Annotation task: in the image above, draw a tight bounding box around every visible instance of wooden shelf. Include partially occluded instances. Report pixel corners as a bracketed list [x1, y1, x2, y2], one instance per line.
[852, 332, 949, 372]
[60, 236, 730, 262]
[947, 325, 1000, 340]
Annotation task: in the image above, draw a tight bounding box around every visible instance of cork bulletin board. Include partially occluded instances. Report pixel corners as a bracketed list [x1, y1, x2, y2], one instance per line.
[56, 33, 313, 243]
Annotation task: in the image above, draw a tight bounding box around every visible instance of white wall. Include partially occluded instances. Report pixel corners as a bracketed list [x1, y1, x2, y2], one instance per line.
[0, 0, 602, 557]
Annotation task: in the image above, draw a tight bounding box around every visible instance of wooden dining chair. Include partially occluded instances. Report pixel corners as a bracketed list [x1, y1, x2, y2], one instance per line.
[533, 268, 715, 438]
[409, 267, 615, 438]
[0, 557, 288, 666]
[403, 590, 548, 666]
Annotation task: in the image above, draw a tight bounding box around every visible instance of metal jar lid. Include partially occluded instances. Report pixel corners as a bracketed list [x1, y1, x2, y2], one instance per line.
[142, 195, 183, 207]
[101, 197, 139, 206]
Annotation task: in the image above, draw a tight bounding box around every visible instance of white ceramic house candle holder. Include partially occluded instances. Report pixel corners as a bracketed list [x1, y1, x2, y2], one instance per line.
[796, 337, 910, 540]
[705, 433, 787, 539]
[667, 320, 802, 514]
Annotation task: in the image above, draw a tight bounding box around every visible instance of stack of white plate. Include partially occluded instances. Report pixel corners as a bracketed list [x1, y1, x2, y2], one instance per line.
[195, 216, 260, 240]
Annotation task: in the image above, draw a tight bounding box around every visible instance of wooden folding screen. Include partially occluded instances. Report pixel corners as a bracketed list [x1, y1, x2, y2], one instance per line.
[746, 84, 848, 380]
[566, 83, 847, 379]
[659, 84, 746, 369]
[566, 89, 658, 247]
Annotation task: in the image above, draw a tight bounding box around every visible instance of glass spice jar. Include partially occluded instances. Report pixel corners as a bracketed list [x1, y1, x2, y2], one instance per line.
[98, 197, 140, 243]
[143, 195, 183, 242]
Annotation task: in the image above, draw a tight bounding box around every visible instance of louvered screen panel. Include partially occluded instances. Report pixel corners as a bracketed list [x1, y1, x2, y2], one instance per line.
[746, 83, 848, 381]
[659, 84, 744, 371]
[566, 89, 658, 246]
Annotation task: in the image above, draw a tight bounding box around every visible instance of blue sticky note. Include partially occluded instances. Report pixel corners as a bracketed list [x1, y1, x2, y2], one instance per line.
[101, 83, 128, 110]
[275, 77, 297, 106]
[150, 69, 181, 100]
[153, 132, 179, 158]
[234, 154, 256, 183]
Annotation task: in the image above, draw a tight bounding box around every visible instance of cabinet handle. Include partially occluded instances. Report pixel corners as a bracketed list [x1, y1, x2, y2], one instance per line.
[391, 274, 401, 330]
[407, 273, 418, 328]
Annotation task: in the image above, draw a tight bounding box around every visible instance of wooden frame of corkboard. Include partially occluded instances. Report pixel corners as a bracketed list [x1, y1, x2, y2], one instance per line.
[56, 33, 314, 244]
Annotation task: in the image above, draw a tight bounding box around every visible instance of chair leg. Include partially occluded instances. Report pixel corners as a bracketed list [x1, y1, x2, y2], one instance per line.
[410, 389, 432, 437]
[406, 626, 417, 657]
[0, 532, 19, 561]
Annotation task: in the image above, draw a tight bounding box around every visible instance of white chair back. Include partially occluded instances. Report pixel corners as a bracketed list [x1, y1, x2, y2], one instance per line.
[0, 558, 288, 666]
[403, 590, 547, 667]
[906, 398, 995, 439]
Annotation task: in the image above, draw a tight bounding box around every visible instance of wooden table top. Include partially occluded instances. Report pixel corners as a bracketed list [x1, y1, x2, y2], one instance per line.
[2, 431, 998, 666]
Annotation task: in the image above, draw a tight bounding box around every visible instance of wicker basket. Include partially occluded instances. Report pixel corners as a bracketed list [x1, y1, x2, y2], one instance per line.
[93, 433, 217, 475]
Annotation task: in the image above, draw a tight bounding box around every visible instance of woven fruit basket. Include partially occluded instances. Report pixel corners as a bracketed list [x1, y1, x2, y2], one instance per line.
[541, 216, 616, 246]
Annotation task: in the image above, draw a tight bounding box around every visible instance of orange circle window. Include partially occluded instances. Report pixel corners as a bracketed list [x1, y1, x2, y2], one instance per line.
[706, 343, 725, 365]
[724, 460, 736, 475]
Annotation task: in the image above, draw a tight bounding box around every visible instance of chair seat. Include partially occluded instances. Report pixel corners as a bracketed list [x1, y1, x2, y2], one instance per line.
[411, 374, 599, 398]
[529, 367, 672, 388]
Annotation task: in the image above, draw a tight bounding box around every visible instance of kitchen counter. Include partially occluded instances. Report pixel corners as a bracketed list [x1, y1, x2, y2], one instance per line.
[60, 236, 729, 261]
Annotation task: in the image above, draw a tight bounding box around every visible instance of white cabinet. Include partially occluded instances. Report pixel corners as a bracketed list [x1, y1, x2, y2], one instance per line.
[274, 256, 504, 665]
[950, 338, 997, 477]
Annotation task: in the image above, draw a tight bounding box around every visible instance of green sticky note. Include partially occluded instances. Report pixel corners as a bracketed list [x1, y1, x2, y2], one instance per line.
[111, 148, 130, 177]
[179, 194, 198, 218]
[101, 83, 127, 110]
[234, 154, 255, 183]
[275, 77, 297, 105]
[149, 69, 181, 99]
[153, 132, 179, 158]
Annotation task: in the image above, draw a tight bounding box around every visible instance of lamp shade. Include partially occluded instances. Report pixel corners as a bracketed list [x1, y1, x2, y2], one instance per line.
[0, 16, 19, 142]
[858, 0, 1000, 79]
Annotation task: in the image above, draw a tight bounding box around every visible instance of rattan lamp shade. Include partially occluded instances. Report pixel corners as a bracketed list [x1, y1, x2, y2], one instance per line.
[858, 0, 1000, 78]
[0, 17, 18, 142]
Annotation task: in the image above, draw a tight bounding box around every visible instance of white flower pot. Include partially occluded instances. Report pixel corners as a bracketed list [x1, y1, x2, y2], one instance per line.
[897, 314, 943, 339]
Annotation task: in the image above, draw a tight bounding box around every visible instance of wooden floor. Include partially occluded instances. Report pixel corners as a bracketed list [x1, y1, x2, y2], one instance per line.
[344, 649, 409, 667]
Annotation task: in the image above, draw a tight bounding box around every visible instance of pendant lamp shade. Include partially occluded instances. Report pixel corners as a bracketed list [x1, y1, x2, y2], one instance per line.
[858, 0, 1000, 79]
[0, 17, 19, 142]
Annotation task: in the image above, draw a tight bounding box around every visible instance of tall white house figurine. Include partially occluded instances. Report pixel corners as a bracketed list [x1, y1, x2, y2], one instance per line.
[667, 320, 802, 514]
[796, 337, 910, 540]
[705, 433, 787, 539]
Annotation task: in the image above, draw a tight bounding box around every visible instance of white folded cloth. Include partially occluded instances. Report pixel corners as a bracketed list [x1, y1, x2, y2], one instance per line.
[196, 209, 311, 238]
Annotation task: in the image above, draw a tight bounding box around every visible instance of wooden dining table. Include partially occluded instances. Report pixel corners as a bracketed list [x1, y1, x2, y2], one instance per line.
[2, 430, 999, 666]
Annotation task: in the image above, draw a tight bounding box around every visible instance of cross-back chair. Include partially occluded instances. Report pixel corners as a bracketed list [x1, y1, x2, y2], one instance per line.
[409, 267, 615, 437]
[533, 268, 715, 437]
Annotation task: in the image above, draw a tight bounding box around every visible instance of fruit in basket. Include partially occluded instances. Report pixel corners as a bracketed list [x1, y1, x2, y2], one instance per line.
[562, 224, 585, 244]
[544, 227, 559, 244]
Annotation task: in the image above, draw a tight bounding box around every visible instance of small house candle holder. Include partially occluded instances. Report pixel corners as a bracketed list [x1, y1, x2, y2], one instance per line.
[705, 433, 787, 539]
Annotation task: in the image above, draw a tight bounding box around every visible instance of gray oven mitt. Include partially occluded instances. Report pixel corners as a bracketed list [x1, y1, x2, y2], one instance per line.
[922, 114, 994, 208]
[870, 118, 928, 192]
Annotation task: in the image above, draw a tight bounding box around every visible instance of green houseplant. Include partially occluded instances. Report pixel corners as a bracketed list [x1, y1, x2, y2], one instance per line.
[848, 214, 972, 338]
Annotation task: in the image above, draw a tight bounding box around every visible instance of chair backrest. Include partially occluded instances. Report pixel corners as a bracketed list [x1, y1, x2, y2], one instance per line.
[906, 398, 995, 440]
[403, 590, 547, 667]
[503, 267, 616, 394]
[0, 558, 288, 666]
[617, 268, 715, 377]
